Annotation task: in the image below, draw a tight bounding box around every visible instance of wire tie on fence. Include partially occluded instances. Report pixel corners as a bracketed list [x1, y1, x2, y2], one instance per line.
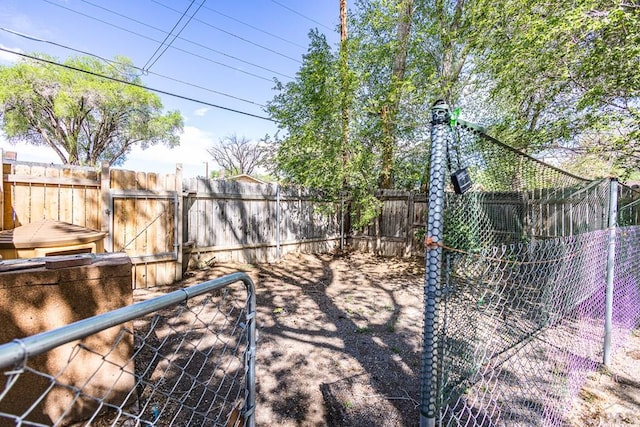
[424, 236, 442, 249]
[11, 338, 29, 368]
[245, 346, 256, 359]
[3, 368, 24, 376]
[243, 403, 255, 418]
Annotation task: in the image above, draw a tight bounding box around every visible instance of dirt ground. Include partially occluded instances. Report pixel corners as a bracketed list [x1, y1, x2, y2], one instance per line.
[168, 251, 640, 426]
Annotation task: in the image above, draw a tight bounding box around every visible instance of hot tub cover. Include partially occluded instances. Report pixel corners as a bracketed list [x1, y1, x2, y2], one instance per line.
[0, 220, 106, 249]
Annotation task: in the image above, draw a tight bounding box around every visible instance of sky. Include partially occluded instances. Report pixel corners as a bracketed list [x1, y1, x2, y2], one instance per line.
[0, 0, 340, 178]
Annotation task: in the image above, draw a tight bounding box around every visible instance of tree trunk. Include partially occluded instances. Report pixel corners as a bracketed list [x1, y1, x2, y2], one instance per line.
[379, 0, 415, 189]
[340, 0, 350, 188]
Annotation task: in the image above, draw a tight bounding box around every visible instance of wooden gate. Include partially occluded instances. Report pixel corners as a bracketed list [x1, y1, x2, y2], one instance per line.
[105, 166, 183, 288]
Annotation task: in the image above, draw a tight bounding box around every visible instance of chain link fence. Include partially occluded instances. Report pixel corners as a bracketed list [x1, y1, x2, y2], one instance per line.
[0, 272, 256, 427]
[421, 103, 640, 426]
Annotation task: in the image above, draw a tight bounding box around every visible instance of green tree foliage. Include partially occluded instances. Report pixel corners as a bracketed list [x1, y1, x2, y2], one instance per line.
[269, 0, 638, 229]
[347, 0, 482, 189]
[0, 54, 183, 166]
[266, 30, 380, 227]
[349, 0, 422, 190]
[472, 0, 639, 177]
[267, 30, 345, 190]
[267, 1, 484, 226]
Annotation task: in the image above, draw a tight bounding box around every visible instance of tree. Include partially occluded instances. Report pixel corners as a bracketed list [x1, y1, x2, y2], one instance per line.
[207, 134, 268, 175]
[0, 54, 183, 166]
[267, 30, 346, 191]
[349, 0, 483, 189]
[471, 0, 640, 177]
[267, 1, 486, 226]
[267, 29, 384, 226]
[379, 0, 415, 189]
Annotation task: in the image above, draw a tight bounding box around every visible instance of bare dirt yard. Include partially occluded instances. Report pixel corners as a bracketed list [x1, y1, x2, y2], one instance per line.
[158, 251, 640, 426]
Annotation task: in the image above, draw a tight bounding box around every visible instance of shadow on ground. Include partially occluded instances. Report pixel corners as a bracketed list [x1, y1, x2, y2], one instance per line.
[181, 251, 425, 426]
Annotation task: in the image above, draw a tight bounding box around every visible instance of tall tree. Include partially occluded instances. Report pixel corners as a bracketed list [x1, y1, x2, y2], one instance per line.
[0, 54, 183, 166]
[349, 0, 482, 189]
[472, 0, 640, 177]
[267, 30, 382, 226]
[267, 30, 344, 190]
[207, 134, 268, 175]
[378, 0, 415, 189]
[268, 0, 486, 213]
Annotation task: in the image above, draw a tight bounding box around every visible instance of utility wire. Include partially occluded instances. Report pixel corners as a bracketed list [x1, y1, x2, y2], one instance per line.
[143, 0, 206, 71]
[147, 0, 302, 63]
[77, 0, 294, 78]
[143, 0, 197, 70]
[268, 0, 334, 31]
[183, 1, 306, 49]
[0, 47, 274, 121]
[0, 27, 266, 108]
[41, 0, 291, 81]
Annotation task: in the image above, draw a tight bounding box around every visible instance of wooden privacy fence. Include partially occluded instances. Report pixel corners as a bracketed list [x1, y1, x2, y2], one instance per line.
[1, 152, 183, 288]
[352, 182, 640, 258]
[351, 190, 428, 257]
[1, 153, 343, 287]
[183, 178, 343, 265]
[7, 154, 636, 283]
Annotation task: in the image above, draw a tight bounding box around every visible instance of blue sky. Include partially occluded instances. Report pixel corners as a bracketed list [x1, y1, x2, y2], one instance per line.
[0, 0, 339, 178]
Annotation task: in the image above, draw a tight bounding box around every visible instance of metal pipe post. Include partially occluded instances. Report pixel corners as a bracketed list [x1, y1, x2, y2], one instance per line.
[420, 101, 450, 427]
[604, 177, 618, 366]
[276, 184, 281, 259]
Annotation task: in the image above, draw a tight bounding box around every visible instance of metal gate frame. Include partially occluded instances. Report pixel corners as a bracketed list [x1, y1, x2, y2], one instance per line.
[0, 272, 257, 426]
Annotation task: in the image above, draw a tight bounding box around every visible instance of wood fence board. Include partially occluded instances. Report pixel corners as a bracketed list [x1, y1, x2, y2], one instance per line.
[29, 165, 46, 222]
[70, 170, 86, 226]
[148, 198, 160, 255]
[3, 166, 14, 228]
[45, 167, 60, 222]
[136, 172, 147, 191]
[12, 164, 32, 225]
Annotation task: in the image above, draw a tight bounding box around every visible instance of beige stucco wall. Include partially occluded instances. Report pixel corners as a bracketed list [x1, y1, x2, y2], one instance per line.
[0, 253, 135, 425]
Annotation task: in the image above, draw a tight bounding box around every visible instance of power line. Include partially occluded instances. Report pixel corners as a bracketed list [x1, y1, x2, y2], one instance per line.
[268, 0, 334, 32]
[150, 0, 302, 63]
[77, 0, 295, 78]
[143, 0, 196, 70]
[41, 0, 292, 81]
[187, 1, 307, 49]
[0, 27, 266, 108]
[0, 47, 274, 122]
[143, 0, 205, 71]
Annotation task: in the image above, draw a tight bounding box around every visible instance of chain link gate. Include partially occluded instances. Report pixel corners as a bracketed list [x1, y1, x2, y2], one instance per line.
[420, 102, 640, 426]
[0, 272, 256, 427]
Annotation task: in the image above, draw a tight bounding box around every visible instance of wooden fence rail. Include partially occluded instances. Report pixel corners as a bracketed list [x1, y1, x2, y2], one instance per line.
[182, 178, 342, 265]
[1, 152, 344, 287]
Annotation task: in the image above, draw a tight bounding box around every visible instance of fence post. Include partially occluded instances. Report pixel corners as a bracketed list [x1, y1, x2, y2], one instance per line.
[175, 163, 184, 281]
[603, 177, 618, 366]
[420, 101, 450, 427]
[406, 191, 415, 257]
[276, 183, 281, 260]
[340, 192, 345, 251]
[0, 148, 4, 231]
[100, 162, 113, 252]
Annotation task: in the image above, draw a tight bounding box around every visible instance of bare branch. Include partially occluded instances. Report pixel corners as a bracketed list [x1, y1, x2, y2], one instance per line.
[207, 134, 268, 176]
